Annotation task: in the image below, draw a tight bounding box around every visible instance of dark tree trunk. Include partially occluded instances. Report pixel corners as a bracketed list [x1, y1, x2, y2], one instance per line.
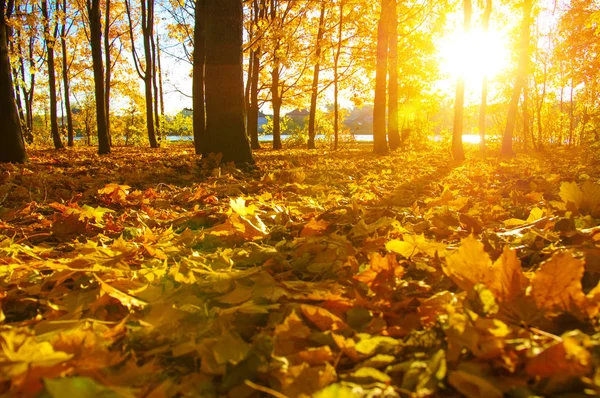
[478, 0, 492, 154]
[387, 0, 400, 150]
[157, 35, 164, 119]
[307, 2, 326, 150]
[204, 0, 254, 165]
[42, 0, 63, 149]
[141, 0, 158, 148]
[373, 0, 390, 154]
[61, 0, 74, 146]
[104, 0, 111, 145]
[502, 0, 532, 156]
[151, 30, 160, 141]
[452, 0, 471, 161]
[248, 47, 261, 149]
[0, 0, 26, 162]
[87, 0, 110, 154]
[192, 0, 205, 155]
[271, 59, 282, 150]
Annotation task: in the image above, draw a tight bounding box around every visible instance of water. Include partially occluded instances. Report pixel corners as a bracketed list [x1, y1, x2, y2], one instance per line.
[165, 134, 374, 142]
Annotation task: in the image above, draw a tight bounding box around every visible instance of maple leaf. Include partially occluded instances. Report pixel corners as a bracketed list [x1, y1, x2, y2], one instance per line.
[530, 251, 586, 313]
[525, 333, 592, 378]
[386, 233, 446, 259]
[442, 236, 527, 303]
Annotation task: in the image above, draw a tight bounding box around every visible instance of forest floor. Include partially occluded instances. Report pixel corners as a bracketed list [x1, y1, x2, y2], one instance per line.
[2, 143, 600, 397]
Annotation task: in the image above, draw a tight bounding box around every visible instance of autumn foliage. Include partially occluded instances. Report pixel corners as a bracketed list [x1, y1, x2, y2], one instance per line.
[2, 144, 600, 397]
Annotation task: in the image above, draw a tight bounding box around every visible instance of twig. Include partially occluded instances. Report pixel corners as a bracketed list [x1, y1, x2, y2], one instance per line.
[244, 380, 289, 398]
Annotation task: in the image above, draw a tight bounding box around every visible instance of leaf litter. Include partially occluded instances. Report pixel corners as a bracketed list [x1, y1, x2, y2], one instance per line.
[2, 145, 600, 397]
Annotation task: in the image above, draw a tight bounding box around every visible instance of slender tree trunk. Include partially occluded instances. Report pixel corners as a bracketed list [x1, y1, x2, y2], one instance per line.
[61, 0, 74, 146]
[204, 0, 254, 165]
[452, 0, 471, 161]
[193, 0, 205, 155]
[523, 83, 533, 150]
[151, 30, 160, 141]
[502, 0, 533, 156]
[387, 0, 400, 150]
[333, 0, 344, 150]
[157, 35, 164, 119]
[104, 0, 111, 145]
[0, 0, 26, 162]
[478, 0, 492, 154]
[569, 73, 574, 145]
[373, 0, 390, 154]
[307, 2, 326, 150]
[248, 48, 261, 149]
[271, 58, 282, 150]
[87, 0, 110, 154]
[42, 0, 63, 149]
[141, 0, 158, 147]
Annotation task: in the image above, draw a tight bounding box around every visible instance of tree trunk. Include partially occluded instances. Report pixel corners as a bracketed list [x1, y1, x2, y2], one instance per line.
[141, 0, 158, 148]
[61, 0, 74, 146]
[157, 35, 165, 119]
[248, 46, 261, 149]
[452, 0, 471, 161]
[387, 0, 400, 150]
[193, 0, 205, 155]
[151, 29, 160, 141]
[373, 0, 390, 154]
[478, 0, 492, 154]
[0, 0, 26, 162]
[204, 0, 254, 165]
[523, 83, 533, 150]
[307, 2, 326, 150]
[501, 0, 532, 156]
[88, 0, 110, 154]
[271, 58, 282, 150]
[42, 0, 63, 149]
[333, 0, 344, 150]
[104, 0, 111, 145]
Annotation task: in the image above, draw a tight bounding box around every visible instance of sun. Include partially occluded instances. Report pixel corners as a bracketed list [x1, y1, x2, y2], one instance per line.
[438, 27, 510, 85]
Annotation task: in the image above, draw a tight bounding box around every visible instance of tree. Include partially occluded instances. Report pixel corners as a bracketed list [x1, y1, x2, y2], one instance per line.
[192, 0, 205, 155]
[87, 0, 110, 154]
[307, 1, 326, 150]
[478, 0, 492, 153]
[452, 0, 471, 161]
[501, 0, 533, 156]
[42, 0, 64, 149]
[203, 0, 254, 165]
[387, 0, 400, 150]
[0, 0, 26, 162]
[125, 0, 158, 148]
[373, 0, 390, 154]
[60, 0, 74, 146]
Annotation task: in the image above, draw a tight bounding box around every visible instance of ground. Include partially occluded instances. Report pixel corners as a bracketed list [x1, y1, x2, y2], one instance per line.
[1, 143, 600, 397]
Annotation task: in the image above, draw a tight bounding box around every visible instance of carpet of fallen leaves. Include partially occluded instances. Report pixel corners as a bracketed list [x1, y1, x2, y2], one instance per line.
[2, 144, 600, 397]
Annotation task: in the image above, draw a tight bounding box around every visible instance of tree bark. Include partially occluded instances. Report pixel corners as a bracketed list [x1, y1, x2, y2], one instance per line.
[192, 0, 205, 155]
[307, 2, 326, 150]
[0, 0, 26, 162]
[502, 0, 533, 156]
[333, 0, 344, 150]
[141, 0, 158, 147]
[204, 0, 254, 165]
[452, 0, 471, 161]
[478, 0, 492, 154]
[373, 0, 390, 154]
[387, 0, 400, 150]
[271, 57, 282, 150]
[42, 0, 63, 149]
[61, 0, 74, 146]
[104, 0, 111, 145]
[87, 0, 110, 154]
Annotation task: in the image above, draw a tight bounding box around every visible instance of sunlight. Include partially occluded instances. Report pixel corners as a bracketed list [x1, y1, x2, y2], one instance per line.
[462, 134, 481, 145]
[438, 27, 510, 85]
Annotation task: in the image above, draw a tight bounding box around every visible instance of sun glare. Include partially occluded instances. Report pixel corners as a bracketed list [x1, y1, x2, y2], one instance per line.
[438, 27, 510, 85]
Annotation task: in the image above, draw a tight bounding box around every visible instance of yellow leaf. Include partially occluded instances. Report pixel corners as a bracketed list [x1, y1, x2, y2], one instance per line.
[442, 235, 494, 293]
[530, 251, 586, 312]
[448, 368, 503, 398]
[559, 181, 583, 209]
[492, 247, 528, 303]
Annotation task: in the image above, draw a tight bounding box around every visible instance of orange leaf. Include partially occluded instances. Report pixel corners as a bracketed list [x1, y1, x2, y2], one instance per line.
[300, 304, 348, 331]
[300, 218, 329, 237]
[525, 336, 591, 378]
[530, 251, 586, 312]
